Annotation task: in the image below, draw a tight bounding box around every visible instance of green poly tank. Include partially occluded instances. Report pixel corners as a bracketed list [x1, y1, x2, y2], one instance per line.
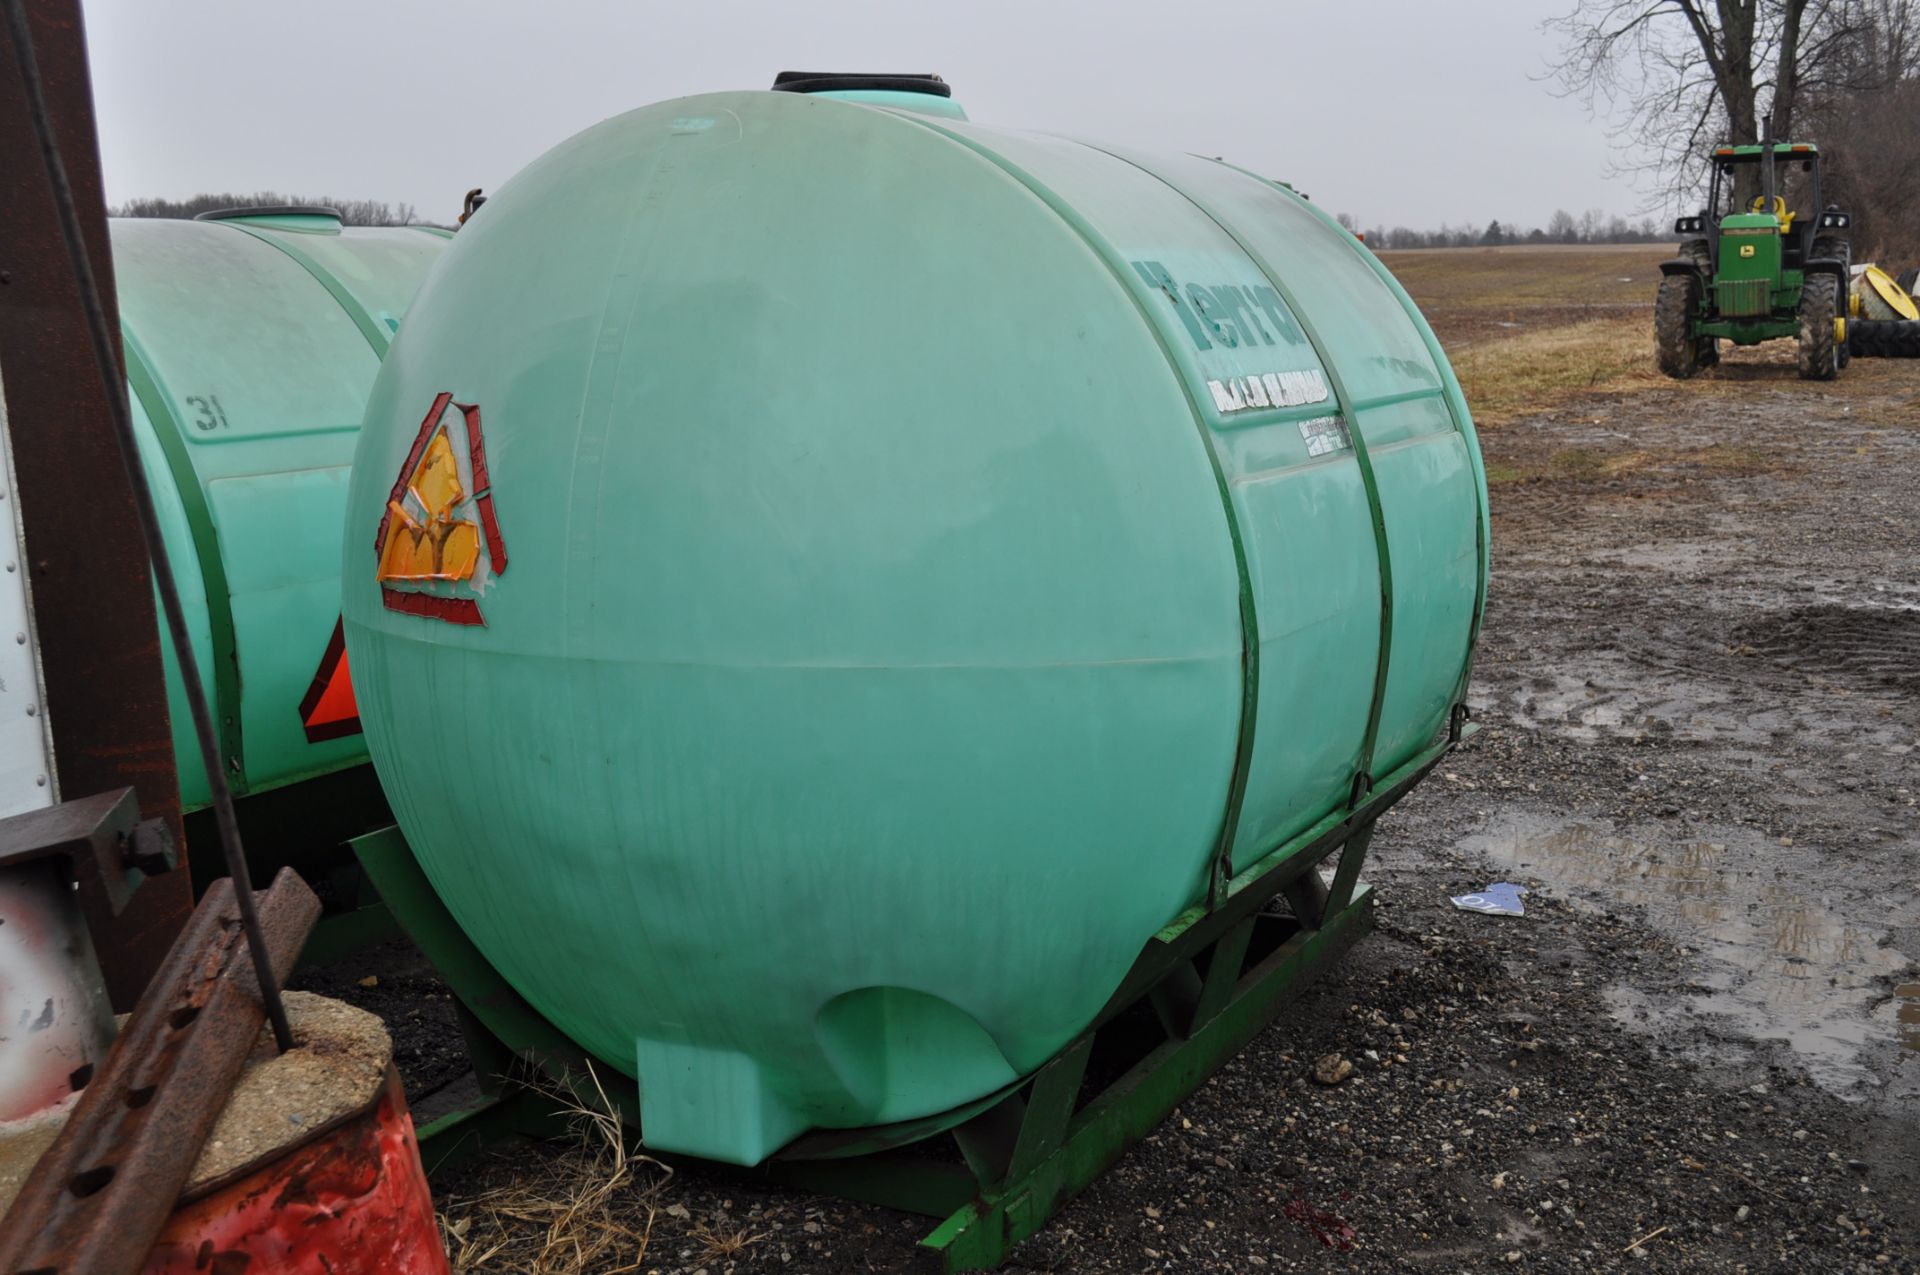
[342, 82, 1488, 1166]
[111, 208, 448, 807]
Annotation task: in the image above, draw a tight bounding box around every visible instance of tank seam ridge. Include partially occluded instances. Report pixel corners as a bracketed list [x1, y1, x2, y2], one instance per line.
[1094, 148, 1396, 811]
[217, 221, 393, 359]
[120, 327, 247, 790]
[881, 111, 1263, 905]
[1209, 159, 1491, 745]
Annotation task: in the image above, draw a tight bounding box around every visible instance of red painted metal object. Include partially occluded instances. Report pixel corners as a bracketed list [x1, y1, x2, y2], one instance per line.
[143, 1071, 450, 1275]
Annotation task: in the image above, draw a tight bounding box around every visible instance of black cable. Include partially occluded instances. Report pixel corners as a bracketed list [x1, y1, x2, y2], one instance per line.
[3, 0, 294, 1052]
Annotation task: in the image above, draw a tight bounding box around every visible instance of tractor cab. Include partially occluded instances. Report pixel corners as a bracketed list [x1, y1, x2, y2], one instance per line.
[1656, 130, 1852, 380]
[1677, 142, 1846, 283]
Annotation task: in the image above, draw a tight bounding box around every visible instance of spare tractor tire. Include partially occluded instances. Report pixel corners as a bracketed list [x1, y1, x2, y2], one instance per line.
[1847, 318, 1920, 359]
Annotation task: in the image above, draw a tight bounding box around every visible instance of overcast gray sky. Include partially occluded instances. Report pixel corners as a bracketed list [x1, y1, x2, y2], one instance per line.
[84, 0, 1639, 232]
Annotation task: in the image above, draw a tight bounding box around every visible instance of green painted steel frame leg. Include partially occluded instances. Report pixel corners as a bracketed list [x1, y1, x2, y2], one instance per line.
[917, 887, 1374, 1272]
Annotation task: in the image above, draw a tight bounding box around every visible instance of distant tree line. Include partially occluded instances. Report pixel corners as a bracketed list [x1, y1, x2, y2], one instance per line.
[110, 191, 418, 226]
[1334, 209, 1669, 250]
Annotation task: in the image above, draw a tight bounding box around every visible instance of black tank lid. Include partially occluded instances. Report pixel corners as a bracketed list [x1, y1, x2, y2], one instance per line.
[771, 72, 950, 97]
[195, 205, 341, 222]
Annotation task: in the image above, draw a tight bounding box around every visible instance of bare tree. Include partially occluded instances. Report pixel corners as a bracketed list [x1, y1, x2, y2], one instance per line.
[1547, 0, 1869, 197]
[1796, 0, 1920, 259]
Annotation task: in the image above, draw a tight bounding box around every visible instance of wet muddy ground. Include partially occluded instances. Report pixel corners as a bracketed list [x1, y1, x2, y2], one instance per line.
[971, 348, 1919, 1271]
[312, 340, 1920, 1272]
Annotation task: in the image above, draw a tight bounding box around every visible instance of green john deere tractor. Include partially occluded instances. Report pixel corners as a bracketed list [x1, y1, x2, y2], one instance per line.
[1657, 130, 1853, 380]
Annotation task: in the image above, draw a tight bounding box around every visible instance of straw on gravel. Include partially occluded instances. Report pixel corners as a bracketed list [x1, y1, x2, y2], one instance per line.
[437, 1065, 671, 1274]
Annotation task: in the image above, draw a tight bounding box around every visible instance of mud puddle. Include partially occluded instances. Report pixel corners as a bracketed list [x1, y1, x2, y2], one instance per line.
[1899, 983, 1920, 1053]
[1460, 811, 1917, 1092]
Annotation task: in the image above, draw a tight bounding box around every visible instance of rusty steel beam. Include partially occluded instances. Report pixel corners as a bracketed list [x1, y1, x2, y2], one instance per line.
[0, 0, 187, 1010]
[0, 867, 318, 1275]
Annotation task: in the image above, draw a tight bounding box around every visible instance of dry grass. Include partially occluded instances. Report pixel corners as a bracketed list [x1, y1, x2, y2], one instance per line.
[1447, 315, 1667, 429]
[1378, 244, 1669, 313]
[1372, 245, 1675, 430]
[438, 1066, 676, 1274]
[1378, 244, 1669, 353]
[1378, 244, 1920, 436]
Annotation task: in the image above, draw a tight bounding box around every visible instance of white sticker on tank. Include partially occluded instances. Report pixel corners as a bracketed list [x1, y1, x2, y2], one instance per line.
[1205, 368, 1329, 416]
[1299, 414, 1353, 457]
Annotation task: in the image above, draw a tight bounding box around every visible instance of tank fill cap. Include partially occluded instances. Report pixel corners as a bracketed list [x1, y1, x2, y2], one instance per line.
[772, 72, 950, 97]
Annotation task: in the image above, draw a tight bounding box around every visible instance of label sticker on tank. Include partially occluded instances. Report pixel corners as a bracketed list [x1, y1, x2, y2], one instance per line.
[1206, 369, 1329, 416]
[1297, 414, 1353, 458]
[373, 392, 509, 626]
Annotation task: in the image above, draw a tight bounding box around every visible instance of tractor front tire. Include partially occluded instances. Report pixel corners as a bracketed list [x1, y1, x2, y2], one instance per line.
[1797, 274, 1840, 381]
[1656, 273, 1703, 379]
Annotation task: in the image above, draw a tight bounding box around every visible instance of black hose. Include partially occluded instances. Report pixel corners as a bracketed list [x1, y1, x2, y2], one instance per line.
[2, 0, 294, 1052]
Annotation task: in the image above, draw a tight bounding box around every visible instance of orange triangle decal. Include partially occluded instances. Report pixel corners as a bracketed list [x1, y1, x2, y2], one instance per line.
[300, 617, 362, 743]
[372, 393, 508, 627]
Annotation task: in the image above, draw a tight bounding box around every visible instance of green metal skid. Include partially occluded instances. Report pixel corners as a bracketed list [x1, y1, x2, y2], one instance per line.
[356, 727, 1463, 1271]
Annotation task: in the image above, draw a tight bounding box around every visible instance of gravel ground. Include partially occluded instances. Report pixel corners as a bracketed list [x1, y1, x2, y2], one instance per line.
[304, 345, 1920, 1273]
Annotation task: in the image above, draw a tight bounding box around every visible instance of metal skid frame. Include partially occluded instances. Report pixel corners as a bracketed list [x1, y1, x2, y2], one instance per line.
[355, 726, 1465, 1272]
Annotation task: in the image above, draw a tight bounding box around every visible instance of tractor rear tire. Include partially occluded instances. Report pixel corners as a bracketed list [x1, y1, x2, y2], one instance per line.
[1656, 273, 1704, 379]
[1896, 268, 1919, 297]
[1797, 274, 1840, 380]
[1847, 318, 1920, 359]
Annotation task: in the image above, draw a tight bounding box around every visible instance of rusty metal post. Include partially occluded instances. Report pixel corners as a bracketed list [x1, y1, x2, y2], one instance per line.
[0, 0, 187, 1009]
[0, 867, 318, 1275]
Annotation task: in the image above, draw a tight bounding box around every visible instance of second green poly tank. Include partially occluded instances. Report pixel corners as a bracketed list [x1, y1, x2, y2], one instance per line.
[342, 78, 1488, 1166]
[112, 209, 448, 807]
